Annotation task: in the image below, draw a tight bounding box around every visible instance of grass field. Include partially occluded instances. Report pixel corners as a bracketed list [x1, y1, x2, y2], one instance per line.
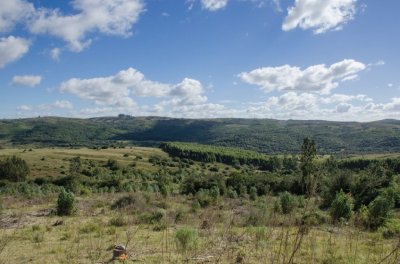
[0, 147, 169, 178]
[0, 147, 399, 263]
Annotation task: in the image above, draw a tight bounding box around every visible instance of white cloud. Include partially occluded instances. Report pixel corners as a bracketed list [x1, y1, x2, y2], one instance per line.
[0, 0, 34, 32]
[282, 0, 357, 34]
[239, 59, 366, 94]
[383, 98, 400, 112]
[336, 103, 352, 113]
[387, 83, 393, 88]
[0, 36, 30, 68]
[201, 0, 229, 11]
[60, 68, 213, 113]
[50, 48, 61, 61]
[12, 75, 42, 87]
[169, 78, 208, 105]
[245, 92, 400, 121]
[28, 0, 145, 52]
[16, 105, 31, 111]
[320, 93, 372, 104]
[48, 100, 74, 110]
[17, 100, 73, 115]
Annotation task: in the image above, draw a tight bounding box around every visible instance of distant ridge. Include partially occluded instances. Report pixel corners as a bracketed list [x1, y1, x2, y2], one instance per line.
[1, 116, 400, 154]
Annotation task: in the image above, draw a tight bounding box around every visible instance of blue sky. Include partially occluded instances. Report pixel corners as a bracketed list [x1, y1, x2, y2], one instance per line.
[0, 0, 399, 121]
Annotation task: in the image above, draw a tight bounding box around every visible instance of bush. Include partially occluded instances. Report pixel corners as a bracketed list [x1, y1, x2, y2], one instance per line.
[139, 210, 165, 224]
[175, 227, 198, 254]
[109, 215, 128, 227]
[195, 190, 212, 208]
[57, 189, 76, 216]
[249, 186, 258, 201]
[330, 190, 353, 222]
[227, 187, 238, 199]
[280, 191, 295, 214]
[106, 159, 119, 171]
[245, 200, 268, 226]
[380, 218, 400, 239]
[111, 194, 138, 210]
[368, 194, 394, 230]
[0, 155, 29, 182]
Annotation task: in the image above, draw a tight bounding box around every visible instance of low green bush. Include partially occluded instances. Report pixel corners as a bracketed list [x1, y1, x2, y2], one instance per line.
[57, 189, 76, 216]
[175, 227, 198, 254]
[280, 191, 295, 214]
[330, 190, 353, 223]
[379, 218, 400, 239]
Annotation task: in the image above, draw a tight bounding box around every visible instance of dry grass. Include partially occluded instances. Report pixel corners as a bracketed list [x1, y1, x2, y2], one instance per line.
[0, 147, 399, 263]
[0, 193, 399, 264]
[0, 147, 168, 178]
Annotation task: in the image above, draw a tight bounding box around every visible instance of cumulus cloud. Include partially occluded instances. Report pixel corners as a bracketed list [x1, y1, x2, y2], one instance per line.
[12, 75, 42, 87]
[0, 36, 30, 68]
[383, 98, 400, 112]
[320, 93, 372, 104]
[60, 67, 215, 114]
[201, 0, 229, 11]
[336, 103, 352, 113]
[169, 78, 208, 105]
[282, 0, 357, 34]
[239, 59, 366, 94]
[0, 0, 34, 32]
[28, 0, 145, 52]
[245, 91, 400, 121]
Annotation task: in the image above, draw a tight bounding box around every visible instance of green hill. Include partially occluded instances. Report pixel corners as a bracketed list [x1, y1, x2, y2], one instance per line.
[1, 116, 400, 153]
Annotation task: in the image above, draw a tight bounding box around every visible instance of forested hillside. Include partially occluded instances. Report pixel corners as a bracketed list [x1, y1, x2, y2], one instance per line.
[1, 116, 400, 153]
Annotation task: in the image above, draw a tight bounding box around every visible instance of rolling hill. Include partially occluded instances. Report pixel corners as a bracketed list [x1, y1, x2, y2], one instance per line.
[1, 116, 400, 154]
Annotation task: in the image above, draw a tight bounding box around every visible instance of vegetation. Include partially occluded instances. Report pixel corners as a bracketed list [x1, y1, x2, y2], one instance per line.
[0, 139, 399, 263]
[330, 190, 353, 222]
[0, 155, 29, 182]
[2, 116, 400, 153]
[56, 189, 76, 216]
[161, 142, 282, 171]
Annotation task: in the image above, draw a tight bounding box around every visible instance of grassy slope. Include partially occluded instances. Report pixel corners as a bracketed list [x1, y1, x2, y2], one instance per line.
[0, 147, 168, 178]
[0, 147, 398, 263]
[1, 116, 400, 153]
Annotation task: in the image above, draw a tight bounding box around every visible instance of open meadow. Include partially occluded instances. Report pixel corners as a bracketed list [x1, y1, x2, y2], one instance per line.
[0, 145, 400, 263]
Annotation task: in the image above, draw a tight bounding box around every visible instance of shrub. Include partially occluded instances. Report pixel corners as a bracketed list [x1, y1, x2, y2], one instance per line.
[227, 187, 238, 199]
[330, 190, 353, 222]
[280, 191, 295, 214]
[249, 186, 258, 201]
[0, 155, 30, 182]
[301, 211, 329, 226]
[209, 186, 220, 201]
[196, 190, 212, 208]
[106, 159, 119, 171]
[380, 218, 400, 239]
[354, 205, 369, 229]
[175, 227, 198, 254]
[368, 194, 394, 230]
[57, 189, 76, 216]
[139, 209, 165, 224]
[69, 156, 81, 176]
[111, 194, 138, 210]
[109, 216, 128, 227]
[246, 201, 268, 226]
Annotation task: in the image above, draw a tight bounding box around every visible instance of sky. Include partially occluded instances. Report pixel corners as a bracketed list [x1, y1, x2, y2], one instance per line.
[0, 0, 399, 121]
